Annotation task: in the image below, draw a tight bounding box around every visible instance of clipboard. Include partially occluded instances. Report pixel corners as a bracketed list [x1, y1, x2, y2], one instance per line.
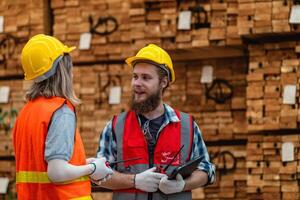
[168, 156, 202, 180]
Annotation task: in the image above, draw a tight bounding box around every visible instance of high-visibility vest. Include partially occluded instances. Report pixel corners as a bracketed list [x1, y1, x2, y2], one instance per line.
[13, 97, 91, 200]
[112, 110, 193, 200]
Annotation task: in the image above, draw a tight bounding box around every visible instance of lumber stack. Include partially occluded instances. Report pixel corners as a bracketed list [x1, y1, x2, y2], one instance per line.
[175, 58, 247, 141]
[51, 0, 132, 62]
[237, 0, 291, 35]
[193, 145, 247, 200]
[73, 64, 132, 156]
[0, 80, 26, 156]
[0, 159, 17, 199]
[50, 0, 242, 63]
[0, 0, 295, 73]
[0, 0, 50, 77]
[246, 134, 300, 200]
[0, 79, 26, 200]
[247, 41, 300, 131]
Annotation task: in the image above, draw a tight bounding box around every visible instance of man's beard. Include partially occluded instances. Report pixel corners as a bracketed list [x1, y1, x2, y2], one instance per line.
[130, 89, 161, 114]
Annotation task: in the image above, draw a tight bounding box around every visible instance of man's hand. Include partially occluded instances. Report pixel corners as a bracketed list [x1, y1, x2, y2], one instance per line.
[135, 167, 165, 192]
[88, 157, 113, 181]
[159, 174, 185, 194]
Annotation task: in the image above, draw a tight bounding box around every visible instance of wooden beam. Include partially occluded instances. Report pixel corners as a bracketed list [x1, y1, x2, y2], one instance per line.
[169, 46, 247, 62]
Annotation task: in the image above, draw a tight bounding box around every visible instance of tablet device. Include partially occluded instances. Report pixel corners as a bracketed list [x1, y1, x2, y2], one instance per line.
[168, 156, 202, 180]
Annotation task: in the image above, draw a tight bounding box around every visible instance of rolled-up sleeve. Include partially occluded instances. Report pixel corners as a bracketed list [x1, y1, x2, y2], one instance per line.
[191, 121, 215, 185]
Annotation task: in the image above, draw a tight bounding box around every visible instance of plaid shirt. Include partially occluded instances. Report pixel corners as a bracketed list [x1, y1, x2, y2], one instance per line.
[97, 104, 215, 184]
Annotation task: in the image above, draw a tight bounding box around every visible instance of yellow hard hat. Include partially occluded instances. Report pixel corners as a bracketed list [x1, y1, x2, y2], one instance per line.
[21, 34, 76, 81]
[126, 44, 175, 83]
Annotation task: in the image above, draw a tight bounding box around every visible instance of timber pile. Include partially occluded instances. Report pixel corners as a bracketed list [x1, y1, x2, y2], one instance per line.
[237, 0, 291, 35]
[51, 0, 242, 62]
[0, 159, 17, 199]
[0, 0, 295, 74]
[0, 79, 26, 200]
[193, 145, 247, 200]
[73, 64, 132, 156]
[51, 0, 132, 62]
[177, 58, 247, 141]
[247, 41, 300, 131]
[0, 0, 49, 77]
[0, 80, 26, 157]
[246, 134, 300, 200]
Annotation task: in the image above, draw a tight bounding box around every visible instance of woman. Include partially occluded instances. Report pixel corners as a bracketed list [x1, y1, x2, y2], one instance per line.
[13, 34, 112, 199]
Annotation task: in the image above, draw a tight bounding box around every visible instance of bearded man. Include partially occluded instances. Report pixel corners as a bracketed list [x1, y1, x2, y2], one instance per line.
[96, 44, 215, 200]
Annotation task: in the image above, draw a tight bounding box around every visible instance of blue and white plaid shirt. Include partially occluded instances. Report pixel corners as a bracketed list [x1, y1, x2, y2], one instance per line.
[97, 104, 215, 184]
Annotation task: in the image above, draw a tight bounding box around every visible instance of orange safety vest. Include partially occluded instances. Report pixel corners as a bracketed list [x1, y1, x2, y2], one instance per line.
[13, 97, 91, 200]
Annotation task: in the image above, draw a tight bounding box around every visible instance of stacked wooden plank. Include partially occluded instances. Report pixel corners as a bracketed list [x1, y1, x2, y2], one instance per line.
[0, 80, 26, 156]
[92, 192, 112, 200]
[172, 58, 247, 141]
[51, 0, 132, 62]
[193, 145, 247, 200]
[50, 0, 239, 63]
[0, 0, 49, 77]
[246, 134, 300, 200]
[237, 0, 291, 35]
[0, 79, 26, 200]
[0, 159, 17, 199]
[73, 64, 132, 157]
[0, 0, 294, 74]
[247, 41, 300, 131]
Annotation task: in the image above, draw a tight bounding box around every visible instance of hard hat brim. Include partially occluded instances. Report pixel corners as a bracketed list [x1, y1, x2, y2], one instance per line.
[64, 46, 76, 53]
[125, 56, 161, 67]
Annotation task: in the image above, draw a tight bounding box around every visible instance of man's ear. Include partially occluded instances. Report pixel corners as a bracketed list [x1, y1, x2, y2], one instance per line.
[160, 76, 169, 89]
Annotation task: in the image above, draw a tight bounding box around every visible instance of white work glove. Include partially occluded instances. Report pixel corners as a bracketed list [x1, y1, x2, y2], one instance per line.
[88, 157, 113, 181]
[159, 174, 185, 194]
[135, 167, 165, 192]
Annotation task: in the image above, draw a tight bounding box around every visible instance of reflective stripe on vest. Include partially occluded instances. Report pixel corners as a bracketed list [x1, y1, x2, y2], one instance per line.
[113, 111, 193, 200]
[71, 196, 93, 200]
[16, 171, 89, 184]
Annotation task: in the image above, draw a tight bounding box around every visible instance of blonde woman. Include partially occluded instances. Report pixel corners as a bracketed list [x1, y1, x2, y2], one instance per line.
[13, 34, 112, 200]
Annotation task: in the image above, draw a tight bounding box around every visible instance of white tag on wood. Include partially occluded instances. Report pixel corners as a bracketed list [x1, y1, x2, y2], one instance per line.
[283, 85, 296, 105]
[290, 5, 300, 24]
[0, 86, 10, 103]
[178, 11, 192, 30]
[0, 177, 9, 194]
[201, 65, 213, 83]
[0, 16, 4, 33]
[109, 86, 121, 104]
[282, 142, 294, 162]
[79, 33, 92, 50]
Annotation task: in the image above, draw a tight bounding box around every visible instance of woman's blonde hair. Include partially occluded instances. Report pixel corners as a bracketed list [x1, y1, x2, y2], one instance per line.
[26, 54, 81, 106]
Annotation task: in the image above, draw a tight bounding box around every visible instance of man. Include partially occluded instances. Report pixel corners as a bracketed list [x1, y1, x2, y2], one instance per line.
[13, 34, 113, 199]
[97, 44, 215, 200]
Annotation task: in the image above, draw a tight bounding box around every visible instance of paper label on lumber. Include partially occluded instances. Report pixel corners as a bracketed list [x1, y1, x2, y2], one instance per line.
[201, 65, 213, 83]
[282, 142, 294, 162]
[290, 5, 300, 24]
[0, 177, 9, 194]
[109, 86, 121, 104]
[0, 86, 10, 103]
[178, 11, 192, 30]
[283, 85, 296, 105]
[79, 33, 92, 50]
[0, 16, 3, 33]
